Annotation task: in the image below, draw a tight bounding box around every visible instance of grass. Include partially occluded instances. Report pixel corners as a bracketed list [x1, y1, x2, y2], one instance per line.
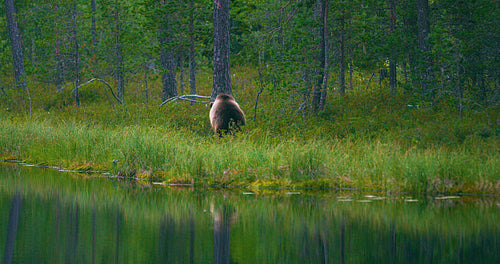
[0, 68, 498, 194]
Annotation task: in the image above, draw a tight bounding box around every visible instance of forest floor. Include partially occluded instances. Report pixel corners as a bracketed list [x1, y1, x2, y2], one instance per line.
[0, 70, 499, 195]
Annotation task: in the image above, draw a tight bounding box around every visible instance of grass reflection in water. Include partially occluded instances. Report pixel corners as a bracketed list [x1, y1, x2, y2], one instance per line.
[0, 164, 498, 264]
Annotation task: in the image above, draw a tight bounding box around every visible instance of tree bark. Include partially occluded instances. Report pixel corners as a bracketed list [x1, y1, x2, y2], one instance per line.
[389, 0, 397, 94]
[91, 0, 97, 47]
[402, 0, 418, 90]
[312, 0, 329, 113]
[71, 3, 80, 107]
[189, 0, 197, 101]
[114, 2, 125, 101]
[159, 3, 177, 101]
[54, 3, 63, 89]
[90, 0, 99, 76]
[211, 0, 232, 101]
[160, 47, 178, 101]
[4, 0, 27, 90]
[179, 53, 185, 94]
[339, 3, 346, 95]
[416, 0, 433, 97]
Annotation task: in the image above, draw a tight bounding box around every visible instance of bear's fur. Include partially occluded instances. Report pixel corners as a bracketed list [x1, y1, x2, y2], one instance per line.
[209, 93, 246, 135]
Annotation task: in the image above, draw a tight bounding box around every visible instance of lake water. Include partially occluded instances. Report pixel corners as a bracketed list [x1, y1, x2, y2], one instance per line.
[1, 163, 499, 263]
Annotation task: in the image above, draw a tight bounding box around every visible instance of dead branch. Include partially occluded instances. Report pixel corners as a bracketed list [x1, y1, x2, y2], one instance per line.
[58, 78, 123, 112]
[159, 94, 211, 108]
[365, 72, 375, 90]
[253, 51, 265, 122]
[57, 82, 74, 93]
[78, 78, 123, 105]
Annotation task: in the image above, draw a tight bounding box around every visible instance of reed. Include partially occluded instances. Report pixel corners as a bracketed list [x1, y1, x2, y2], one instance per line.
[0, 67, 498, 194]
[0, 107, 498, 194]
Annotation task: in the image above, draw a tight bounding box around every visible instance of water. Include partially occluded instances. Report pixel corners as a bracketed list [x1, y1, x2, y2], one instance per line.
[1, 163, 499, 264]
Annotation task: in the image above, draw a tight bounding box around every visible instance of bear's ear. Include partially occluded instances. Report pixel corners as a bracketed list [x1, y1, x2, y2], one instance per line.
[209, 102, 214, 108]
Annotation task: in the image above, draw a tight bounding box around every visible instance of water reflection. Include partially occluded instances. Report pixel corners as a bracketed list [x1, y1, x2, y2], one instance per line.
[0, 163, 499, 263]
[3, 192, 20, 264]
[211, 200, 234, 264]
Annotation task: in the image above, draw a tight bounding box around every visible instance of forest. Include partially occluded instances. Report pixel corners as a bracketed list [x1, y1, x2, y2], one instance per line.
[0, 0, 498, 194]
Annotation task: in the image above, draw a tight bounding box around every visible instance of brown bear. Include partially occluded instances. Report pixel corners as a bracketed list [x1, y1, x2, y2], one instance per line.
[209, 93, 246, 136]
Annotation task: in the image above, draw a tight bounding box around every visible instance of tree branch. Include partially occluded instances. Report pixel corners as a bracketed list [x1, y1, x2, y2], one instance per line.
[77, 78, 123, 105]
[159, 94, 211, 108]
[58, 78, 123, 113]
[366, 73, 375, 90]
[0, 86, 5, 99]
[253, 51, 265, 122]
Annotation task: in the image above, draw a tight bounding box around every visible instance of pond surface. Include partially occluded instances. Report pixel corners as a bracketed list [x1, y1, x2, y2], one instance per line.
[0, 163, 499, 264]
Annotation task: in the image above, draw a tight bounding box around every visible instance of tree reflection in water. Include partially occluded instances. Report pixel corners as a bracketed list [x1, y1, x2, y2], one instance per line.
[0, 165, 498, 263]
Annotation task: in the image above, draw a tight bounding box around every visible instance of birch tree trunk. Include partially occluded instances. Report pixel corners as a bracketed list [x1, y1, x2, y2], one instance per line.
[211, 0, 232, 101]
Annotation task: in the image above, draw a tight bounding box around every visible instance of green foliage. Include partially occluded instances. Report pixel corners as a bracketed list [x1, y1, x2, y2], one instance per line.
[0, 1, 498, 194]
[0, 81, 498, 194]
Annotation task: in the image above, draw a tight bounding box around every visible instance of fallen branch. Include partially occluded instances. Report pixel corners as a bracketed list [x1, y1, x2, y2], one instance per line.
[78, 78, 123, 105]
[159, 94, 211, 108]
[57, 78, 123, 112]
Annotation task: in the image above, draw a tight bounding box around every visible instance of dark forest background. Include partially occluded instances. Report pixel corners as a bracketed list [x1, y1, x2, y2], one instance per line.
[0, 0, 498, 116]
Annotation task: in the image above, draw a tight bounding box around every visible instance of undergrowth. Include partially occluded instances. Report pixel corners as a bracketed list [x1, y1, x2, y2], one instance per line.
[0, 68, 498, 194]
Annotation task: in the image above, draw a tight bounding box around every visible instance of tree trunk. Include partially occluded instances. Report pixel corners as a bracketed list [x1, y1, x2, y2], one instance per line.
[211, 0, 232, 101]
[91, 0, 99, 76]
[71, 3, 80, 107]
[349, 56, 353, 90]
[161, 48, 178, 101]
[91, 0, 97, 47]
[312, 0, 329, 113]
[416, 0, 433, 97]
[114, 2, 125, 101]
[179, 53, 185, 94]
[402, 0, 418, 91]
[159, 4, 177, 101]
[389, 0, 397, 94]
[339, 4, 346, 95]
[189, 0, 197, 100]
[4, 0, 27, 90]
[144, 61, 150, 102]
[54, 3, 63, 89]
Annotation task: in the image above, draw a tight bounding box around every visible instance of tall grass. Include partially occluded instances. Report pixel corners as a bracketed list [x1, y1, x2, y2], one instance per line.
[0, 67, 498, 194]
[0, 109, 498, 194]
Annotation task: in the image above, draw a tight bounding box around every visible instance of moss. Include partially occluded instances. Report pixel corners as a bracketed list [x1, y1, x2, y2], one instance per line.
[0, 152, 18, 161]
[68, 162, 106, 172]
